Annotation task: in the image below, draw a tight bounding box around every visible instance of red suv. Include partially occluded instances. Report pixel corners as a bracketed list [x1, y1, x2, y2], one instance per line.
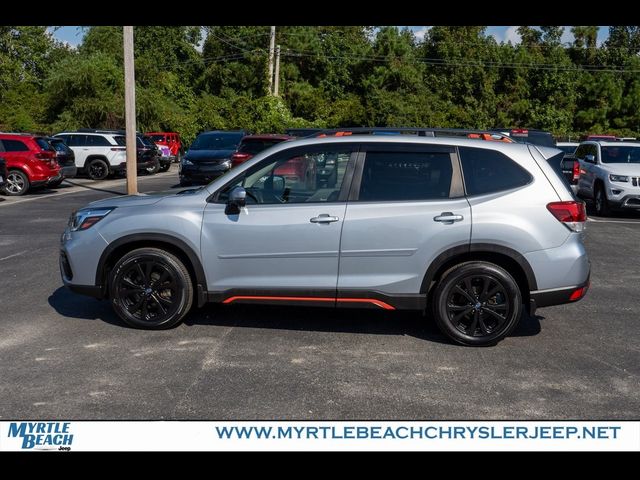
[145, 132, 182, 163]
[0, 133, 61, 196]
[231, 134, 293, 168]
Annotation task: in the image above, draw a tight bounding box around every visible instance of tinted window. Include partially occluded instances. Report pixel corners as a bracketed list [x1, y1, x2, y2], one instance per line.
[35, 138, 55, 151]
[220, 148, 351, 204]
[556, 144, 577, 154]
[65, 135, 87, 147]
[574, 145, 587, 159]
[85, 135, 111, 147]
[49, 139, 71, 153]
[238, 139, 285, 155]
[149, 135, 165, 142]
[113, 136, 126, 146]
[2, 139, 29, 152]
[601, 146, 640, 164]
[191, 132, 243, 151]
[459, 147, 532, 196]
[358, 151, 453, 201]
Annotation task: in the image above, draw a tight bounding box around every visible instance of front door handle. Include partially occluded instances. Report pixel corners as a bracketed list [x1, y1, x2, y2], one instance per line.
[310, 214, 339, 224]
[434, 212, 464, 223]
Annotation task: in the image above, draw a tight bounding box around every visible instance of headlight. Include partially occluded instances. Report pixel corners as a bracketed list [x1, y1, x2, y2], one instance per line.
[181, 158, 194, 166]
[68, 207, 115, 231]
[609, 174, 629, 183]
[221, 159, 231, 168]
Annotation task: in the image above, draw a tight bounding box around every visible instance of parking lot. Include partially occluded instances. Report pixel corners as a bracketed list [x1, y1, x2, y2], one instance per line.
[0, 164, 638, 420]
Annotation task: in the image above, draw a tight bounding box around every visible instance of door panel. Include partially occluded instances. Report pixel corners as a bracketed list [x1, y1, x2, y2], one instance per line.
[201, 145, 356, 294]
[338, 147, 471, 295]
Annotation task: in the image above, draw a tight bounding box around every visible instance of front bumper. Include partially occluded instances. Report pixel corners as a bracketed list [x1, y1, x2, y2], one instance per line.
[608, 194, 640, 209]
[180, 164, 231, 183]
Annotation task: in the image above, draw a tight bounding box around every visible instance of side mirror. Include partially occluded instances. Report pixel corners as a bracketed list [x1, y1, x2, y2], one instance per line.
[226, 186, 246, 215]
[584, 154, 596, 164]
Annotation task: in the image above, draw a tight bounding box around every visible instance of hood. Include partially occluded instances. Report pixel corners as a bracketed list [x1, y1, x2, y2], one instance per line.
[185, 149, 235, 162]
[600, 163, 640, 176]
[86, 188, 198, 209]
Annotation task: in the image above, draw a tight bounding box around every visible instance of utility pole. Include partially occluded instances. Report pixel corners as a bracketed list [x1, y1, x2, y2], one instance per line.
[267, 26, 275, 95]
[273, 45, 281, 97]
[123, 26, 138, 195]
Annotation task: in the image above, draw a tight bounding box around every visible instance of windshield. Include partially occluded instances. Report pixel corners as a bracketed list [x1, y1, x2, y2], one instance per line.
[601, 146, 640, 164]
[48, 139, 70, 153]
[149, 135, 165, 142]
[191, 132, 242, 151]
[35, 138, 55, 151]
[238, 139, 284, 155]
[556, 145, 577, 154]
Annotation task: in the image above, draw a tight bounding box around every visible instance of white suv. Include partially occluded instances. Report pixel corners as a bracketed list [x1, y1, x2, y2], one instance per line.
[54, 130, 156, 180]
[575, 141, 640, 216]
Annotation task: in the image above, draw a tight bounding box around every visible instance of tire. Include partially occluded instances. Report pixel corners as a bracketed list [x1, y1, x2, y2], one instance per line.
[109, 247, 194, 329]
[159, 162, 171, 173]
[179, 178, 191, 187]
[86, 158, 110, 180]
[431, 261, 522, 346]
[594, 183, 611, 217]
[2, 170, 30, 196]
[145, 159, 160, 175]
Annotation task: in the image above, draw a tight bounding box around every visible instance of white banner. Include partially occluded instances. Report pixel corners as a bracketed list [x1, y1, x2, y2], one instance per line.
[0, 421, 637, 451]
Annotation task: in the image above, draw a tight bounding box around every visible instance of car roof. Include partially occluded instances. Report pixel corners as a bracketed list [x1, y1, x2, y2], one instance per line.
[585, 141, 640, 146]
[241, 134, 293, 141]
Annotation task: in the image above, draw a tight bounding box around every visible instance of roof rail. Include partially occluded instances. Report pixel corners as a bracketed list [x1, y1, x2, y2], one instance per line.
[300, 127, 514, 143]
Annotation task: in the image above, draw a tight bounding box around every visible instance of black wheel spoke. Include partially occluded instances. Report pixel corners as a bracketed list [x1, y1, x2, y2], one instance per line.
[448, 304, 472, 311]
[144, 261, 153, 283]
[483, 305, 507, 324]
[121, 277, 142, 289]
[150, 294, 167, 314]
[478, 315, 490, 334]
[479, 277, 490, 301]
[141, 298, 149, 320]
[155, 294, 173, 306]
[152, 270, 170, 287]
[480, 285, 500, 302]
[126, 297, 144, 314]
[453, 286, 476, 304]
[452, 307, 473, 323]
[135, 263, 146, 284]
[120, 288, 143, 297]
[463, 277, 474, 298]
[467, 310, 480, 336]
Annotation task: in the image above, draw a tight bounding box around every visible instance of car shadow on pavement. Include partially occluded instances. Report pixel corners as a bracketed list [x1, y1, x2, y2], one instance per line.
[48, 286, 542, 343]
[61, 179, 126, 196]
[185, 303, 543, 344]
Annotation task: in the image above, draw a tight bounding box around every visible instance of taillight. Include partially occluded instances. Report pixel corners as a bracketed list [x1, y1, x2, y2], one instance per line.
[547, 201, 587, 232]
[35, 151, 55, 160]
[231, 152, 251, 167]
[569, 283, 589, 301]
[572, 161, 580, 182]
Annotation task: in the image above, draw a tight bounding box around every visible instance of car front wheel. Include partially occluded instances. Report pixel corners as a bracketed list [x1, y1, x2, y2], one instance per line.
[431, 261, 522, 346]
[109, 247, 194, 329]
[87, 159, 110, 180]
[594, 183, 611, 217]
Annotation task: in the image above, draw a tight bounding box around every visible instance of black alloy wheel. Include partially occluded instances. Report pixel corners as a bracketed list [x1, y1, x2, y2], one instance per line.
[109, 248, 193, 329]
[594, 183, 611, 217]
[432, 262, 522, 346]
[87, 159, 109, 180]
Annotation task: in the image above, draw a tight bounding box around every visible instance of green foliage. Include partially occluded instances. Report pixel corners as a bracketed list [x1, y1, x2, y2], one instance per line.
[2, 25, 640, 138]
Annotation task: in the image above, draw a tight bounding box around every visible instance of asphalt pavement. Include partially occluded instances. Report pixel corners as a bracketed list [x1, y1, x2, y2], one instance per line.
[0, 166, 638, 419]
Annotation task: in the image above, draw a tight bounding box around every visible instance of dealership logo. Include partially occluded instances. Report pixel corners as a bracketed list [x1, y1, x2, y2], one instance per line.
[7, 422, 73, 450]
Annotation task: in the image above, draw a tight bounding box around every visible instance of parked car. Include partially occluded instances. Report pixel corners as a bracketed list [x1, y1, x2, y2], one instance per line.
[575, 140, 640, 216]
[130, 135, 163, 175]
[179, 130, 245, 186]
[556, 142, 579, 155]
[45, 137, 77, 187]
[490, 128, 556, 148]
[60, 135, 589, 346]
[586, 135, 617, 141]
[145, 132, 182, 163]
[0, 133, 61, 196]
[54, 130, 156, 180]
[231, 134, 293, 168]
[0, 156, 7, 190]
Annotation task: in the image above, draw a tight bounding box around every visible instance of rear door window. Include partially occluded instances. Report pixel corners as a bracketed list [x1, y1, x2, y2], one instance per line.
[65, 135, 87, 147]
[85, 135, 112, 147]
[459, 147, 532, 196]
[1, 139, 29, 152]
[358, 150, 454, 201]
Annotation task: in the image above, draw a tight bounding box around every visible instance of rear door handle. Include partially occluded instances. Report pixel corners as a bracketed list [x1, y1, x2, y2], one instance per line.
[434, 212, 464, 223]
[310, 214, 339, 223]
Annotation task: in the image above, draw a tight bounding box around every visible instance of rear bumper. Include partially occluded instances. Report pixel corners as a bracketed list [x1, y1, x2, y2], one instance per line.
[60, 165, 77, 178]
[530, 275, 590, 309]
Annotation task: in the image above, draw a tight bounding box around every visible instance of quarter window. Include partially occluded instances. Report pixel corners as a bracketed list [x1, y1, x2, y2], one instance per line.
[358, 151, 453, 201]
[459, 147, 532, 196]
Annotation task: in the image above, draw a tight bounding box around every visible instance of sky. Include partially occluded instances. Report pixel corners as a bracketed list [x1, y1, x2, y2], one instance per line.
[50, 26, 611, 48]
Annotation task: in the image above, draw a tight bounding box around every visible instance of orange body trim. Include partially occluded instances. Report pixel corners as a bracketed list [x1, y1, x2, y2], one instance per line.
[222, 295, 395, 310]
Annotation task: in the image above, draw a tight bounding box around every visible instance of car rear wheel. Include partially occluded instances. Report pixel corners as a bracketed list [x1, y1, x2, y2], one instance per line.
[159, 162, 171, 172]
[87, 159, 110, 180]
[2, 170, 30, 196]
[431, 261, 522, 346]
[145, 159, 160, 175]
[109, 248, 194, 329]
[594, 183, 611, 217]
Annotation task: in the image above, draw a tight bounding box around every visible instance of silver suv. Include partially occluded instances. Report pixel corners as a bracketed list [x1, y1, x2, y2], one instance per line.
[59, 136, 590, 346]
[575, 141, 640, 216]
